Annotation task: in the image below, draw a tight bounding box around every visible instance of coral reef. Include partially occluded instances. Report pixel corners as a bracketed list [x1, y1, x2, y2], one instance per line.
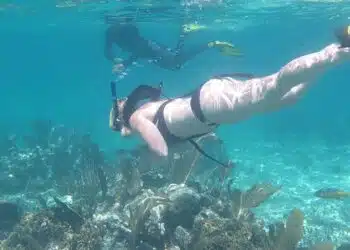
[0, 121, 348, 250]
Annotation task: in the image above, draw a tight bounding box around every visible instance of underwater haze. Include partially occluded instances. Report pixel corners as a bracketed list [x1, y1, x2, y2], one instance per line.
[1, 0, 350, 248]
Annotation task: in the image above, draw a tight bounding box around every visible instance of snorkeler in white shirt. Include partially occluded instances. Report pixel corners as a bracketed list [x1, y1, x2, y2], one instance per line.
[109, 25, 350, 159]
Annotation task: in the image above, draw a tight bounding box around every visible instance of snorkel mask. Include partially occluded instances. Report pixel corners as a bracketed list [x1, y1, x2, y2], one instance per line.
[109, 80, 164, 132]
[109, 81, 126, 131]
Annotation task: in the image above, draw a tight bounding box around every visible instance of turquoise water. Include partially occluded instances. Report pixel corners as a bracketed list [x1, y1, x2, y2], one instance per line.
[1, 0, 350, 245]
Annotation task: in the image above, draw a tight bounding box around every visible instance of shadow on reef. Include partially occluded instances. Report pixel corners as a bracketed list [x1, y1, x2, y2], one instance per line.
[0, 121, 349, 250]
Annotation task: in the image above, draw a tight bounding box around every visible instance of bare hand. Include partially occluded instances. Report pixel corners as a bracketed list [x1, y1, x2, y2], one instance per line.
[112, 63, 125, 74]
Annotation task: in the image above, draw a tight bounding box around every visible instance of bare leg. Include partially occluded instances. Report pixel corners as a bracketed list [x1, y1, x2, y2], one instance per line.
[264, 83, 309, 112]
[172, 28, 211, 67]
[266, 43, 350, 101]
[200, 43, 350, 124]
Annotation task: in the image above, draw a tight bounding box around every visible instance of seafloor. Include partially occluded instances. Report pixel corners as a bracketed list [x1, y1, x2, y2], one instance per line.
[0, 120, 349, 250]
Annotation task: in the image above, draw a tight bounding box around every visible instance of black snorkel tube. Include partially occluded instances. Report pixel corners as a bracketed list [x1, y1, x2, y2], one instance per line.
[110, 80, 117, 101]
[110, 81, 123, 131]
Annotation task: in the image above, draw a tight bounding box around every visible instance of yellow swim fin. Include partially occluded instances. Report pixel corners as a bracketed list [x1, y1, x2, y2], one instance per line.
[335, 25, 350, 48]
[182, 23, 207, 34]
[208, 41, 243, 57]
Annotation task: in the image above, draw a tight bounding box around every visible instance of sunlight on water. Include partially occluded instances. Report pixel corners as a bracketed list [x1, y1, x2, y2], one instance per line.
[1, 0, 350, 23]
[1, 0, 349, 42]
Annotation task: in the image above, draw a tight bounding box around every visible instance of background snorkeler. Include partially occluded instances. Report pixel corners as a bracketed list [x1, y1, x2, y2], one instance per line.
[104, 15, 242, 74]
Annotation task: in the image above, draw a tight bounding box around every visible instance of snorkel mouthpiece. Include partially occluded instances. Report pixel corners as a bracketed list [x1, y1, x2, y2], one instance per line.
[109, 81, 123, 131]
[110, 81, 117, 101]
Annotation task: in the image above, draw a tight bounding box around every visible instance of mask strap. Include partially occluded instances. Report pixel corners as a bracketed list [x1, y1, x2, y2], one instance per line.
[189, 139, 231, 168]
[160, 82, 230, 168]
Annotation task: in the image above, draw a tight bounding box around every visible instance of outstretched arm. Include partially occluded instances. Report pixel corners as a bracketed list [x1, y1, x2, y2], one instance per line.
[104, 33, 115, 61]
[105, 24, 137, 64]
[129, 115, 168, 157]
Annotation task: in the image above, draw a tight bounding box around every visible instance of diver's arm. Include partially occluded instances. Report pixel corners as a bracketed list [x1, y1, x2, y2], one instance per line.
[104, 29, 115, 61]
[129, 115, 168, 157]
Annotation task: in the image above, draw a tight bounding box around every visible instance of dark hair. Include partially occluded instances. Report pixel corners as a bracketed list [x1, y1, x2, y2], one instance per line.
[122, 85, 162, 128]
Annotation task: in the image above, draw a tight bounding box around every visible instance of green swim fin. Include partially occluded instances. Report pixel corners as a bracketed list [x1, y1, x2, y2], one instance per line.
[182, 23, 207, 34]
[208, 41, 243, 56]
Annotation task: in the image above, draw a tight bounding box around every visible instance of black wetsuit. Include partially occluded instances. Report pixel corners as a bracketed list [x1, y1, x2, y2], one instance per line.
[104, 23, 210, 70]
